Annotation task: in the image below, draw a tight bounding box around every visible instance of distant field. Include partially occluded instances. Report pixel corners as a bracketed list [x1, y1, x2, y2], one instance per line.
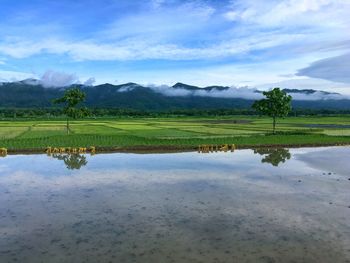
[0, 115, 350, 150]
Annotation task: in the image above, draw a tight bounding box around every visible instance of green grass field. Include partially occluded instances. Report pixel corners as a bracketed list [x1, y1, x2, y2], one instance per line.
[1, 115, 350, 151]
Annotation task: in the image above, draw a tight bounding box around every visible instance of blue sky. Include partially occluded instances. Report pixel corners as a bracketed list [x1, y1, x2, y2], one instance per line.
[0, 0, 349, 94]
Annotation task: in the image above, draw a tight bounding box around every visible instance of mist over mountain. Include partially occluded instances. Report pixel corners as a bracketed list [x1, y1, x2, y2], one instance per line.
[0, 80, 349, 110]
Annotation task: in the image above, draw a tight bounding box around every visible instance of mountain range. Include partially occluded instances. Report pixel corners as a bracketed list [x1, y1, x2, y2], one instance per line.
[0, 80, 349, 110]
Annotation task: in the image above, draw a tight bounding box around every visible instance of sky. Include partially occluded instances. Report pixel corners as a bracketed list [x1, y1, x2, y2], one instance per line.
[0, 0, 350, 94]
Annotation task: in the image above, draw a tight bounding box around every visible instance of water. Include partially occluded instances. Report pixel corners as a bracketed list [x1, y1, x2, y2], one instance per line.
[0, 147, 349, 263]
[303, 124, 350, 129]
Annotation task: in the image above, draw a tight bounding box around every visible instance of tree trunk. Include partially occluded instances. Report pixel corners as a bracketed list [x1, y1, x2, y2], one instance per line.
[272, 116, 276, 134]
[67, 118, 70, 134]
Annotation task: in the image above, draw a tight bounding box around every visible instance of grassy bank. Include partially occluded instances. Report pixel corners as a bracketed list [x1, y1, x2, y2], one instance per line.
[1, 116, 350, 151]
[1, 134, 350, 152]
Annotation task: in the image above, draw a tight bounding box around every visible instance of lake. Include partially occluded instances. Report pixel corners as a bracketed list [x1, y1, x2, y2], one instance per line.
[0, 147, 349, 262]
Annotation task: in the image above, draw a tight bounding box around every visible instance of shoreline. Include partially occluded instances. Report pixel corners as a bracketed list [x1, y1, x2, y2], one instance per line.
[2, 142, 350, 155]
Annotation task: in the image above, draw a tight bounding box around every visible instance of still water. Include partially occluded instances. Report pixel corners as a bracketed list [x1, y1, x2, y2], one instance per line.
[0, 147, 349, 263]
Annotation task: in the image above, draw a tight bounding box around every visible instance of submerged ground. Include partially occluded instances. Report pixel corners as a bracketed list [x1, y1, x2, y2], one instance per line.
[0, 115, 350, 151]
[0, 146, 349, 262]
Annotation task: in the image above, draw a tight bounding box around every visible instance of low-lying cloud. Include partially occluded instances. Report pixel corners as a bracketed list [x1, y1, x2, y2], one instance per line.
[7, 74, 349, 100]
[286, 91, 345, 101]
[39, 70, 79, 88]
[83, 77, 96, 86]
[148, 84, 263, 100]
[146, 84, 347, 101]
[21, 70, 95, 88]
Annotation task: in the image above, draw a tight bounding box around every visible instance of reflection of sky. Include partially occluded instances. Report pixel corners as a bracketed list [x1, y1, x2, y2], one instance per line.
[1, 147, 349, 177]
[0, 146, 349, 262]
[0, 147, 348, 195]
[0, 147, 348, 210]
[3, 151, 260, 177]
[294, 146, 350, 176]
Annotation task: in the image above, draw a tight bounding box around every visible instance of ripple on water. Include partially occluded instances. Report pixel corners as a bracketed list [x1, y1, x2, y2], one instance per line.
[0, 146, 349, 262]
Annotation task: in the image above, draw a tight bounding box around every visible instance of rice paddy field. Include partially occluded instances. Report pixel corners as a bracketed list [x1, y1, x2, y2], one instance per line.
[1, 115, 350, 151]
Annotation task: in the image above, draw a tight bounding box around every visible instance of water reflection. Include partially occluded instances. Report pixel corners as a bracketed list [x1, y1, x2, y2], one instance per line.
[0, 148, 7, 157]
[0, 147, 349, 262]
[253, 148, 291, 166]
[50, 153, 88, 170]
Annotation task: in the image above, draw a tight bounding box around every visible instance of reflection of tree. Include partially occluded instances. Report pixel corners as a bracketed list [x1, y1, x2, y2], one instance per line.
[253, 148, 291, 167]
[51, 153, 88, 170]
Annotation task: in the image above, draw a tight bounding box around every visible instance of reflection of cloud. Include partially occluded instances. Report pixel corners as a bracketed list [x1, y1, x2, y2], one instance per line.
[1, 148, 348, 193]
[1, 149, 349, 235]
[1, 147, 350, 255]
[295, 146, 350, 176]
[0, 164, 9, 173]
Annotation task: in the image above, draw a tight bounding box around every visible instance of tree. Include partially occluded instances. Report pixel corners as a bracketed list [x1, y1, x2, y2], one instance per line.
[53, 88, 88, 134]
[252, 88, 292, 134]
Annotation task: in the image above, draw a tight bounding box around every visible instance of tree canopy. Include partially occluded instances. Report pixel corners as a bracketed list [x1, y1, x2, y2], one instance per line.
[53, 88, 88, 133]
[252, 88, 292, 133]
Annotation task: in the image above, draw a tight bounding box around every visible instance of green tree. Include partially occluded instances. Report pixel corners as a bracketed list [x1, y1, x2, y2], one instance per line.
[252, 88, 292, 134]
[53, 88, 88, 134]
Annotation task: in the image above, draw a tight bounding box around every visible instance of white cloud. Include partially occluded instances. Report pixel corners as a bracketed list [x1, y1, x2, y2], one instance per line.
[151, 0, 166, 9]
[224, 0, 350, 28]
[146, 83, 347, 101]
[288, 91, 345, 100]
[147, 84, 192, 96]
[0, 0, 349, 93]
[0, 1, 319, 62]
[102, 1, 215, 42]
[0, 69, 97, 88]
[83, 77, 96, 86]
[0, 32, 306, 61]
[0, 70, 35, 82]
[117, 83, 137, 92]
[258, 0, 336, 25]
[37, 70, 96, 88]
[39, 70, 79, 88]
[297, 53, 350, 83]
[255, 78, 350, 98]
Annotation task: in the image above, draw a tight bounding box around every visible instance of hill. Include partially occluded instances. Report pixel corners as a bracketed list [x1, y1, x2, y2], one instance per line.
[0, 81, 349, 110]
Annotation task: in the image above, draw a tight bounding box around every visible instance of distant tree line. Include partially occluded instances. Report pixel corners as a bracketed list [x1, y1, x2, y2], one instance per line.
[0, 107, 349, 120]
[1, 86, 345, 135]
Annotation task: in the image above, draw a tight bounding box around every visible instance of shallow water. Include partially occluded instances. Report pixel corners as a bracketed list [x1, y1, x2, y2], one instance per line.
[303, 123, 350, 128]
[0, 147, 349, 263]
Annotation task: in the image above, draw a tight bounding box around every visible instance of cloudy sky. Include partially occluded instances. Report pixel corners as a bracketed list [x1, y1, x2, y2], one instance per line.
[0, 0, 349, 94]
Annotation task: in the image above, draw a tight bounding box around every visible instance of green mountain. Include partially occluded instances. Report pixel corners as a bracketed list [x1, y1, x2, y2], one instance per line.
[0, 81, 349, 110]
